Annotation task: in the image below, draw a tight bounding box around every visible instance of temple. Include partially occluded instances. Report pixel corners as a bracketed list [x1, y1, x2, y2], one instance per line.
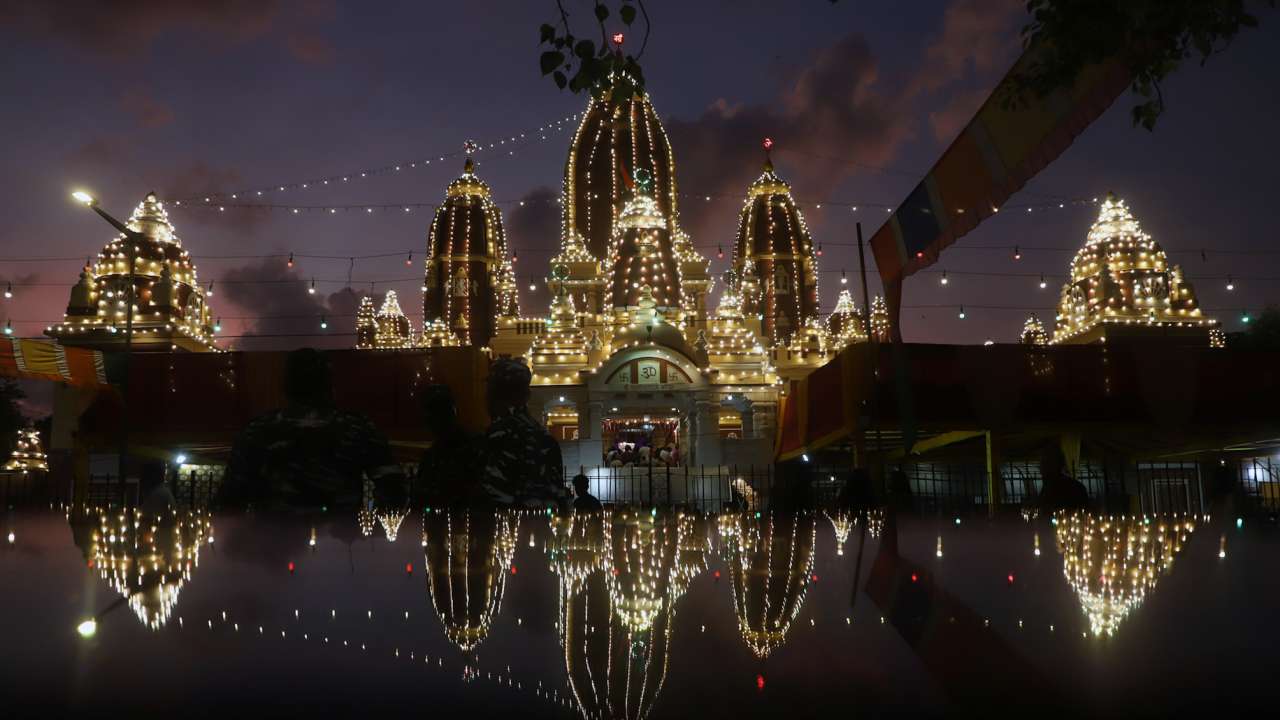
[383, 74, 874, 474]
[1049, 193, 1220, 346]
[48, 192, 218, 353]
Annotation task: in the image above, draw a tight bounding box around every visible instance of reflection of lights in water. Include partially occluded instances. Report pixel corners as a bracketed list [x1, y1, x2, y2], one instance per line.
[936, 535, 943, 558]
[379, 510, 407, 542]
[729, 512, 817, 659]
[824, 510, 856, 556]
[357, 508, 377, 537]
[1034, 532, 1041, 557]
[864, 508, 884, 539]
[1021, 507, 1040, 523]
[1219, 533, 1227, 559]
[423, 510, 518, 653]
[79, 506, 211, 631]
[1055, 511, 1198, 637]
[552, 507, 698, 720]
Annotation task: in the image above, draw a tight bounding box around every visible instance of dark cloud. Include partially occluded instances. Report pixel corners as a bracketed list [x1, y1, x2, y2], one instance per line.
[505, 186, 559, 256]
[216, 258, 380, 351]
[908, 0, 1023, 98]
[160, 161, 268, 235]
[666, 34, 911, 244]
[0, 0, 281, 60]
[119, 86, 175, 128]
[287, 30, 334, 64]
[62, 136, 131, 172]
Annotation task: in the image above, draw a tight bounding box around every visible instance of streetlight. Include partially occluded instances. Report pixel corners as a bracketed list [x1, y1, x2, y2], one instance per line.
[72, 189, 142, 489]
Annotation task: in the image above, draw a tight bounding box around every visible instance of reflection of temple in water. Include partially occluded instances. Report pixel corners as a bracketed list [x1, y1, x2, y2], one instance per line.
[71, 506, 211, 630]
[422, 509, 518, 653]
[549, 509, 706, 720]
[728, 512, 817, 658]
[1055, 511, 1197, 637]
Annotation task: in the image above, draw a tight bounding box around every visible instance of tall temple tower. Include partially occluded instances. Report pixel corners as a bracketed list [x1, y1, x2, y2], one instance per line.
[1052, 193, 1217, 345]
[562, 72, 680, 262]
[732, 146, 820, 347]
[48, 192, 217, 352]
[422, 155, 510, 348]
[605, 170, 681, 311]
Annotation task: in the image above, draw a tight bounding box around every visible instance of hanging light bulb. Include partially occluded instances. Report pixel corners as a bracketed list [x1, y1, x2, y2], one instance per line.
[1241, 309, 1251, 324]
[287, 252, 295, 269]
[3, 319, 11, 336]
[1013, 245, 1022, 260]
[320, 315, 328, 330]
[213, 318, 221, 333]
[816, 243, 823, 257]
[1039, 274, 1047, 290]
[1226, 275, 1235, 291]
[207, 281, 214, 297]
[841, 269, 848, 285]
[958, 305, 966, 319]
[717, 245, 724, 259]
[308, 278, 316, 295]
[512, 251, 518, 264]
[3, 282, 11, 299]
[529, 277, 537, 292]
[940, 270, 948, 286]
[406, 252, 413, 267]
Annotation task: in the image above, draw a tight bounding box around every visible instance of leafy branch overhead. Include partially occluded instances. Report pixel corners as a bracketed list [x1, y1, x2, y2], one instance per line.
[1011, 0, 1275, 130]
[539, 1, 649, 101]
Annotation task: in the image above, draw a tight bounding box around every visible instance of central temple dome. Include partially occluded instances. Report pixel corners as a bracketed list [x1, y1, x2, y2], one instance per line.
[562, 74, 680, 261]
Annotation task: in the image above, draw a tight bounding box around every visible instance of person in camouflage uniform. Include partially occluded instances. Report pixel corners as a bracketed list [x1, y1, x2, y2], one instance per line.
[415, 383, 485, 507]
[480, 358, 567, 509]
[222, 349, 407, 511]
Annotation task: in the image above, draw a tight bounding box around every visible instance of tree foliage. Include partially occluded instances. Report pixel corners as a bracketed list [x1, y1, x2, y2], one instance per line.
[536, 1, 1275, 130]
[1013, 0, 1275, 129]
[538, 1, 649, 102]
[1226, 306, 1280, 350]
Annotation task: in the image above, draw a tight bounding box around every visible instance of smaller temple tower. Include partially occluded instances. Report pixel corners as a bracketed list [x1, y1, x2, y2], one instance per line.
[422, 153, 509, 348]
[48, 192, 216, 352]
[1052, 193, 1217, 345]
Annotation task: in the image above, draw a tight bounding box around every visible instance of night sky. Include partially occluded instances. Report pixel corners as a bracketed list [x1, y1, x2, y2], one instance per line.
[2, 0, 1278, 362]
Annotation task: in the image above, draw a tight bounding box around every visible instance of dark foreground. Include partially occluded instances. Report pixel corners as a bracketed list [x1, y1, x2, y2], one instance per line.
[2, 505, 1276, 717]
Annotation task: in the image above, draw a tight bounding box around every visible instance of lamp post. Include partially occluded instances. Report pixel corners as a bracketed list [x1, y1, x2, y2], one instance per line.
[72, 191, 139, 493]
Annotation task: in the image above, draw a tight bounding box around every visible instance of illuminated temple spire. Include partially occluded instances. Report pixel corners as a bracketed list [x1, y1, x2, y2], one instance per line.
[355, 295, 377, 349]
[1021, 314, 1049, 345]
[733, 141, 821, 347]
[373, 290, 415, 349]
[4, 427, 47, 472]
[563, 72, 680, 262]
[422, 153, 509, 347]
[528, 264, 591, 382]
[868, 295, 891, 342]
[607, 169, 681, 310]
[700, 269, 772, 385]
[1052, 193, 1217, 345]
[826, 289, 866, 350]
[49, 192, 217, 352]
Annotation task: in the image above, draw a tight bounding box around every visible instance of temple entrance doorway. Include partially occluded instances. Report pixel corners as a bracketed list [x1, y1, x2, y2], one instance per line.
[601, 413, 683, 468]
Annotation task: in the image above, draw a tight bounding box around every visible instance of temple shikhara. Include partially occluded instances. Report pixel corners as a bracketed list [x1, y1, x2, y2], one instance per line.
[361, 73, 880, 471]
[48, 193, 218, 352]
[1045, 193, 1221, 347]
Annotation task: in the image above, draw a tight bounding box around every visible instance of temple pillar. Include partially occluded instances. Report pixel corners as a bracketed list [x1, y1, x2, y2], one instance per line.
[694, 396, 722, 467]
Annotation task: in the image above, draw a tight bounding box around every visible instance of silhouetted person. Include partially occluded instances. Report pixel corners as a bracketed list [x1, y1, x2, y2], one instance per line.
[139, 461, 175, 515]
[571, 472, 602, 512]
[416, 384, 483, 507]
[480, 358, 566, 508]
[1037, 444, 1090, 513]
[837, 468, 873, 509]
[887, 469, 914, 513]
[223, 348, 407, 511]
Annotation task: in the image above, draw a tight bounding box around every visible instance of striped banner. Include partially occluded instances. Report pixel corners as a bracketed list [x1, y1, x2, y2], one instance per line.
[0, 339, 111, 386]
[870, 48, 1132, 338]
